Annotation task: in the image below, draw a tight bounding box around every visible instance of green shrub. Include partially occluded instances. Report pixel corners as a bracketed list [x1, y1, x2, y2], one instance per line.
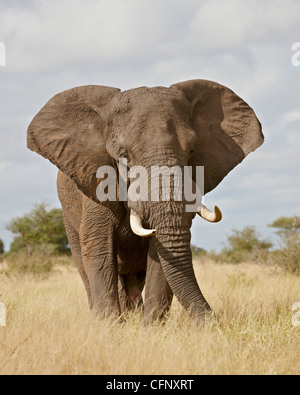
[5, 203, 71, 274]
[6, 203, 70, 256]
[0, 239, 4, 263]
[0, 239, 4, 255]
[220, 226, 272, 264]
[191, 245, 207, 258]
[269, 216, 300, 238]
[271, 234, 300, 274]
[5, 251, 74, 275]
[268, 216, 300, 274]
[6, 250, 53, 274]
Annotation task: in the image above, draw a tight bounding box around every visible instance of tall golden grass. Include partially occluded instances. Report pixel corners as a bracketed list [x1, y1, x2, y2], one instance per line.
[0, 259, 299, 375]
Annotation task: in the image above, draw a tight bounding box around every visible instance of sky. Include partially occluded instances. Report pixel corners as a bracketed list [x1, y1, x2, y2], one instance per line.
[0, 0, 299, 252]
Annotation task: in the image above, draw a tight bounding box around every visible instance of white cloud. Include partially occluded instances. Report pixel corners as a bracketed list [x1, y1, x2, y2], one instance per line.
[0, 0, 199, 73]
[285, 110, 300, 123]
[2, 0, 299, 75]
[0, 162, 8, 175]
[190, 0, 300, 49]
[0, 0, 300, 251]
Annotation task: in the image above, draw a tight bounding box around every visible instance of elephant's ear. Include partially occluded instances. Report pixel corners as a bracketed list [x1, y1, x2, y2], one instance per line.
[27, 85, 120, 201]
[171, 79, 264, 194]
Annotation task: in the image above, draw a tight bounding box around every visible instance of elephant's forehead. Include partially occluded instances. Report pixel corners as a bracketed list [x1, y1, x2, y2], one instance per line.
[112, 86, 190, 115]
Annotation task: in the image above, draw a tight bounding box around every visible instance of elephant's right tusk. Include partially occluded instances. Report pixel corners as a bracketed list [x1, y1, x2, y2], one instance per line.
[130, 210, 158, 237]
[198, 205, 222, 223]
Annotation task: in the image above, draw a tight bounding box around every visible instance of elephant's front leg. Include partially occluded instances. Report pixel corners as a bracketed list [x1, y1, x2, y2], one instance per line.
[85, 255, 120, 320]
[143, 243, 173, 326]
[80, 213, 120, 320]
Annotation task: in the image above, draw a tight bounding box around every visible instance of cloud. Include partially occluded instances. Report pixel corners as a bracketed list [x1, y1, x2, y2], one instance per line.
[0, 0, 300, 252]
[2, 0, 299, 76]
[190, 0, 300, 48]
[0, 0, 198, 73]
[285, 110, 300, 122]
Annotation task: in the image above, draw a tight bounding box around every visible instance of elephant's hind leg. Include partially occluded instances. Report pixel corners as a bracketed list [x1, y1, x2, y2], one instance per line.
[63, 214, 92, 309]
[119, 272, 145, 314]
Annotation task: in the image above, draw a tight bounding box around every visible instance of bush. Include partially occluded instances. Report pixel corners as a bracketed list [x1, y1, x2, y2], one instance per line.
[269, 216, 300, 238]
[6, 203, 70, 256]
[268, 216, 300, 274]
[5, 251, 74, 275]
[7, 251, 53, 274]
[220, 226, 272, 264]
[5, 203, 71, 274]
[0, 239, 4, 255]
[271, 234, 300, 274]
[191, 245, 207, 258]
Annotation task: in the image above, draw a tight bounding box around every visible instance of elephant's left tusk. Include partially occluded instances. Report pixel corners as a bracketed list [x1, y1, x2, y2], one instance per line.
[130, 210, 158, 237]
[198, 205, 222, 223]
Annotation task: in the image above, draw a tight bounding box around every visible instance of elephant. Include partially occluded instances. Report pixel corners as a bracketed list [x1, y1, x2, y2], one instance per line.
[27, 79, 263, 325]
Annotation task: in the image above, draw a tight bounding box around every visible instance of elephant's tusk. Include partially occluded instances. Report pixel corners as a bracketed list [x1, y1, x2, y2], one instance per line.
[198, 205, 222, 223]
[130, 210, 158, 237]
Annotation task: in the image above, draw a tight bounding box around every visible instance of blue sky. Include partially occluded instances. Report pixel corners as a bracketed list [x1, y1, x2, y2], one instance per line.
[0, 0, 300, 251]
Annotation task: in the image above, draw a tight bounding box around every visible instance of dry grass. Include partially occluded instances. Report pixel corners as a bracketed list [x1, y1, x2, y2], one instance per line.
[0, 259, 299, 375]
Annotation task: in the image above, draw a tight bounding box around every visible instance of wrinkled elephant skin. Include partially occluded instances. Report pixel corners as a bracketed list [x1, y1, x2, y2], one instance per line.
[27, 79, 264, 324]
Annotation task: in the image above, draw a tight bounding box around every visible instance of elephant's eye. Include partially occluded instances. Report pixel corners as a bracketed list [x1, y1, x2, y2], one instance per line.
[190, 149, 195, 154]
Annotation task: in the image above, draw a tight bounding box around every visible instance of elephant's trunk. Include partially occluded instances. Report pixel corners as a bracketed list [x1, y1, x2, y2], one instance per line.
[146, 201, 213, 322]
[127, 150, 214, 322]
[153, 229, 212, 322]
[129, 207, 214, 321]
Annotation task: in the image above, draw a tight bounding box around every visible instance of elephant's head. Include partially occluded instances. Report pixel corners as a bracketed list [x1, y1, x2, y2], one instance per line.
[27, 80, 263, 321]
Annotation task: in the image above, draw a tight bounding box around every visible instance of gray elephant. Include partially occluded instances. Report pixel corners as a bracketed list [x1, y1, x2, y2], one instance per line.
[27, 79, 263, 325]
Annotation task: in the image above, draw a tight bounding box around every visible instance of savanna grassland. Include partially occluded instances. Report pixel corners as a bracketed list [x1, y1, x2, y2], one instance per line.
[0, 259, 299, 375]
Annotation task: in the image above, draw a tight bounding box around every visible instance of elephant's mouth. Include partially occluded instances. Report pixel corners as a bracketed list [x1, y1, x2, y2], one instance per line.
[129, 205, 222, 237]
